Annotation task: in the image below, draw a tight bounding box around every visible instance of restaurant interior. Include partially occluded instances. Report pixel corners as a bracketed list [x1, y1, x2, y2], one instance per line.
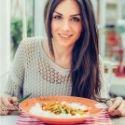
[0, 0, 125, 124]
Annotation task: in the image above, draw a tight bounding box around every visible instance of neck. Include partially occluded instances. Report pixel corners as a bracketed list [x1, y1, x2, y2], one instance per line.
[53, 43, 72, 59]
[42, 39, 74, 69]
[52, 41, 73, 69]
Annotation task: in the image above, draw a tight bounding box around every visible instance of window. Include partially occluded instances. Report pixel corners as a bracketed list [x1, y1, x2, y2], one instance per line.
[11, 0, 34, 58]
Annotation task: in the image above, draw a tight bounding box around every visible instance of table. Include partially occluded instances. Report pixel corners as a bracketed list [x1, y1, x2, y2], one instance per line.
[0, 115, 19, 125]
[0, 114, 125, 125]
[112, 117, 125, 125]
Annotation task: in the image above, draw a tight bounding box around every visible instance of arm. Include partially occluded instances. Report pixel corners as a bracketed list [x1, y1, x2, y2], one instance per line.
[99, 55, 125, 117]
[99, 56, 110, 98]
[3, 40, 26, 98]
[0, 40, 26, 115]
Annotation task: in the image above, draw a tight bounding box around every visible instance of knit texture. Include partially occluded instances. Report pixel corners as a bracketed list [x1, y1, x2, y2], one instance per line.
[3, 37, 108, 98]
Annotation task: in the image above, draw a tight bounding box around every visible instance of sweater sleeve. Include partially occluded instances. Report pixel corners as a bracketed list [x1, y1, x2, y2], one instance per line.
[99, 56, 110, 98]
[3, 40, 26, 98]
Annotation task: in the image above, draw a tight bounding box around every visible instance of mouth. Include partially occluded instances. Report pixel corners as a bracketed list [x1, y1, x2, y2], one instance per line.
[59, 33, 72, 39]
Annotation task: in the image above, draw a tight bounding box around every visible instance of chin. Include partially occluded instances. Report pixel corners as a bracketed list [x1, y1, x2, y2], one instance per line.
[59, 41, 75, 48]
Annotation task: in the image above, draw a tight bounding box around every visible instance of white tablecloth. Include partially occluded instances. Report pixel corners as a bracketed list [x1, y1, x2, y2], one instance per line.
[0, 115, 19, 125]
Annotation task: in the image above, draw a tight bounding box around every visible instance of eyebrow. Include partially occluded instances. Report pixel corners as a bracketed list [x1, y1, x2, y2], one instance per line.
[54, 11, 81, 17]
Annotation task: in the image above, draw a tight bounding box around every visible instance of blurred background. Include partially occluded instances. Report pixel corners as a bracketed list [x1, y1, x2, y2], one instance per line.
[0, 0, 125, 98]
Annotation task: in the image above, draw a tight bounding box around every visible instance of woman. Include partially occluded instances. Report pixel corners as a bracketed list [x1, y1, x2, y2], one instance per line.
[0, 0, 125, 116]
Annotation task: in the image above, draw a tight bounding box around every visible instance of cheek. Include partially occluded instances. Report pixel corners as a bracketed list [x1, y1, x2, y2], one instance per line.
[51, 21, 59, 33]
[74, 25, 82, 37]
[51, 22, 55, 33]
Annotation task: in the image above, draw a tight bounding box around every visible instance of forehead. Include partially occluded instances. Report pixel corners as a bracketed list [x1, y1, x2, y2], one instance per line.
[54, 0, 81, 15]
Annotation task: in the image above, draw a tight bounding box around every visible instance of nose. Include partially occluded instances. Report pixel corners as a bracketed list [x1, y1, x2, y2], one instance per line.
[62, 20, 70, 32]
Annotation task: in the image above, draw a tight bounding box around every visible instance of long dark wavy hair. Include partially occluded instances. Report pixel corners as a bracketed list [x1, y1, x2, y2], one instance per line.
[44, 0, 101, 99]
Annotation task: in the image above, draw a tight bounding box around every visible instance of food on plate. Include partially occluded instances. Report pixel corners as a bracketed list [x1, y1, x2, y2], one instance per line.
[29, 101, 89, 118]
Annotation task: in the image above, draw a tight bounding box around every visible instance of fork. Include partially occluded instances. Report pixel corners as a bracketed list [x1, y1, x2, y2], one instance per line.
[95, 96, 110, 104]
[18, 93, 32, 104]
[13, 93, 32, 110]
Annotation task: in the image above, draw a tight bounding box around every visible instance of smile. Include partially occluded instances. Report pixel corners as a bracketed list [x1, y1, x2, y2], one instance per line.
[59, 34, 72, 39]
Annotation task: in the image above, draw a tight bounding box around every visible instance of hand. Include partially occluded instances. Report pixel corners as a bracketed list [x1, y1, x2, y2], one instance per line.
[0, 96, 18, 115]
[107, 97, 125, 117]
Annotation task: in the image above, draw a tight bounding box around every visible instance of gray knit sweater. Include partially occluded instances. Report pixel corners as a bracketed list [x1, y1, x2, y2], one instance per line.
[4, 37, 108, 98]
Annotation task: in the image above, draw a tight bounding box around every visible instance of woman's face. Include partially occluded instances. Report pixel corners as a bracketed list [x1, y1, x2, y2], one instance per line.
[51, 0, 82, 48]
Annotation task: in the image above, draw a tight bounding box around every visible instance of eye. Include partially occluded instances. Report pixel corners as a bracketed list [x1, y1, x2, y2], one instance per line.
[53, 15, 62, 20]
[71, 17, 81, 22]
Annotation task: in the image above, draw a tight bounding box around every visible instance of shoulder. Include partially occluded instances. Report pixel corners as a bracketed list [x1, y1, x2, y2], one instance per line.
[15, 37, 47, 59]
[21, 37, 45, 46]
[19, 36, 47, 52]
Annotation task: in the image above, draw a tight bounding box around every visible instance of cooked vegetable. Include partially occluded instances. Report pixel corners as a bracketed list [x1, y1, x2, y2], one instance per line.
[41, 102, 88, 115]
